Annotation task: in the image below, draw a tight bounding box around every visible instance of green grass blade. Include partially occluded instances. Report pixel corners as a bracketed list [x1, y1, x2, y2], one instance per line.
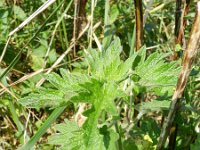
[8, 100, 24, 143]
[129, 24, 136, 55]
[43, 0, 73, 67]
[0, 50, 21, 80]
[18, 106, 66, 150]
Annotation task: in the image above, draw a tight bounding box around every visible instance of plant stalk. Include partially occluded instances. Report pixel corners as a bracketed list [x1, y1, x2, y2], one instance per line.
[174, 0, 183, 46]
[183, 0, 191, 27]
[157, 2, 200, 149]
[173, 0, 191, 60]
[169, 0, 183, 143]
[134, 0, 143, 51]
[18, 106, 66, 150]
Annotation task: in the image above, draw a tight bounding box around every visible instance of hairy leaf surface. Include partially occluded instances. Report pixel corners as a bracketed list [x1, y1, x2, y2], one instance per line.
[133, 48, 180, 95]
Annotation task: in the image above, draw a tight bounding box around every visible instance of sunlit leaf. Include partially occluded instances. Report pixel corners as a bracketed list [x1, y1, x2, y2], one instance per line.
[13, 5, 27, 21]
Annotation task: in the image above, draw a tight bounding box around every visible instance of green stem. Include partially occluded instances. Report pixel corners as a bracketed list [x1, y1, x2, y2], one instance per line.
[114, 122, 123, 150]
[103, 0, 112, 50]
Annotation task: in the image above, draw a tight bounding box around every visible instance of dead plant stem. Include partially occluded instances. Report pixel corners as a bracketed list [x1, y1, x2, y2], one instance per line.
[157, 2, 200, 149]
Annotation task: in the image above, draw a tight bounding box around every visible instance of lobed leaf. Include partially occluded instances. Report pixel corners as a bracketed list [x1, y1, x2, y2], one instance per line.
[49, 119, 118, 150]
[133, 48, 181, 95]
[19, 88, 67, 108]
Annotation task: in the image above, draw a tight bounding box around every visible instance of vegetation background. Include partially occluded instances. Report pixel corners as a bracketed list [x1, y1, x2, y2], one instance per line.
[0, 0, 200, 149]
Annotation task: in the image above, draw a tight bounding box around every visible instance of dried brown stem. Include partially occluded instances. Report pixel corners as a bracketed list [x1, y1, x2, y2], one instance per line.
[169, 0, 185, 142]
[173, 0, 191, 60]
[73, 0, 88, 57]
[75, 0, 88, 39]
[134, 0, 143, 51]
[73, 0, 78, 57]
[169, 2, 191, 142]
[169, 0, 190, 145]
[183, 0, 191, 27]
[157, 2, 200, 149]
[175, 0, 183, 45]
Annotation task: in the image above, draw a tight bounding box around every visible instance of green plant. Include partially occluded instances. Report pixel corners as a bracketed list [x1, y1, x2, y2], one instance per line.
[1, 0, 200, 149]
[19, 37, 180, 149]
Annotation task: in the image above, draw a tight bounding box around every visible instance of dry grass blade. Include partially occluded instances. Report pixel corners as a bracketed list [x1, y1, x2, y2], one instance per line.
[0, 0, 59, 80]
[89, 0, 96, 48]
[43, 0, 73, 68]
[0, 82, 18, 100]
[143, 0, 153, 26]
[36, 20, 91, 87]
[9, 0, 56, 37]
[73, 0, 78, 56]
[93, 32, 102, 51]
[0, 69, 44, 95]
[157, 2, 200, 149]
